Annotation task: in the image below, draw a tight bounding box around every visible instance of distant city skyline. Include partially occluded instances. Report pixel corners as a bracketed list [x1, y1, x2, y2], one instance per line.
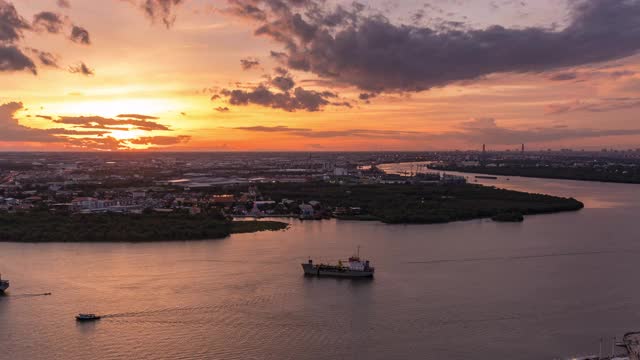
[2, 0, 640, 151]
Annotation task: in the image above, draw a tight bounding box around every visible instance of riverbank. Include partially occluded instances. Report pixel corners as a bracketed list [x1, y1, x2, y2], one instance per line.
[0, 212, 288, 242]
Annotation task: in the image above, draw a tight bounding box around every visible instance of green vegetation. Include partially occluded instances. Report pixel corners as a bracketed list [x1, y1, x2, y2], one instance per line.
[432, 164, 640, 184]
[491, 212, 525, 222]
[257, 182, 583, 224]
[231, 221, 289, 234]
[0, 212, 288, 242]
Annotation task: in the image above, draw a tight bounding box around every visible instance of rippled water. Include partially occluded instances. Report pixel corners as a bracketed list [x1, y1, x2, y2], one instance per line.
[2, 167, 640, 359]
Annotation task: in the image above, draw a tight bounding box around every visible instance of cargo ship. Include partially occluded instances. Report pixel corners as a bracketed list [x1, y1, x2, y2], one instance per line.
[0, 274, 8, 292]
[302, 248, 374, 278]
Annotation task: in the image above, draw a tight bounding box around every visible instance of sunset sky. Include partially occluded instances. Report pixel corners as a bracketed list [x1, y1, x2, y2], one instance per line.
[2, 0, 640, 151]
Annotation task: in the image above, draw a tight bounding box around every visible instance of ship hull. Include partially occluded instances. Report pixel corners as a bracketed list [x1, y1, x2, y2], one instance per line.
[301, 263, 374, 278]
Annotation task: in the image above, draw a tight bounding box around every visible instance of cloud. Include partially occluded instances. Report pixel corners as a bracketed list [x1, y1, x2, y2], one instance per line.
[232, 118, 640, 145]
[234, 125, 311, 132]
[0, 102, 189, 150]
[128, 135, 191, 145]
[116, 113, 159, 120]
[68, 62, 94, 76]
[450, 117, 640, 145]
[240, 57, 260, 70]
[546, 98, 640, 114]
[122, 0, 184, 28]
[54, 115, 171, 131]
[224, 0, 640, 92]
[57, 0, 71, 9]
[70, 25, 90, 44]
[0, 0, 30, 43]
[0, 45, 36, 74]
[215, 106, 230, 112]
[65, 136, 127, 151]
[0, 102, 107, 142]
[219, 85, 346, 112]
[233, 125, 420, 138]
[32, 11, 65, 34]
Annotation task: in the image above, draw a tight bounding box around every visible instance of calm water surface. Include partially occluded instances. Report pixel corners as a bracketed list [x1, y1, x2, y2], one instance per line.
[1, 166, 640, 360]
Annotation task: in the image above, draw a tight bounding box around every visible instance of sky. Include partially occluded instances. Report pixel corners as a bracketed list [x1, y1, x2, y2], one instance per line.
[1, 0, 640, 151]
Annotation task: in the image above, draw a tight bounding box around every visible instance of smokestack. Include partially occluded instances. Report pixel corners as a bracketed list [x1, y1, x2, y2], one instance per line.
[482, 144, 486, 153]
[521, 144, 525, 153]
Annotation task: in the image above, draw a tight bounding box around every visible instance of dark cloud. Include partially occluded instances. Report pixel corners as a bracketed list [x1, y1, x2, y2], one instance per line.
[240, 57, 260, 70]
[70, 25, 90, 44]
[358, 92, 377, 103]
[123, 0, 184, 28]
[0, 0, 30, 43]
[224, 0, 640, 92]
[548, 72, 578, 81]
[128, 135, 191, 146]
[57, 0, 71, 9]
[33, 11, 65, 34]
[27, 48, 59, 68]
[54, 115, 171, 131]
[215, 106, 230, 112]
[116, 113, 159, 120]
[220, 85, 345, 112]
[68, 62, 94, 76]
[0, 2, 90, 74]
[270, 74, 295, 91]
[0, 45, 36, 74]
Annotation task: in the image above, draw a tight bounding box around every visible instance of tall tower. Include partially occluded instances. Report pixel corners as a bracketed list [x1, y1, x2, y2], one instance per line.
[521, 144, 525, 153]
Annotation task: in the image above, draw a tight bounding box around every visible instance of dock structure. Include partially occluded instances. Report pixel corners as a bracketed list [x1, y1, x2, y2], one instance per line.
[623, 332, 640, 360]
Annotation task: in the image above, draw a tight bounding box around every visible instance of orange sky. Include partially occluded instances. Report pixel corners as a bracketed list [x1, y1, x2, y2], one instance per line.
[2, 0, 640, 151]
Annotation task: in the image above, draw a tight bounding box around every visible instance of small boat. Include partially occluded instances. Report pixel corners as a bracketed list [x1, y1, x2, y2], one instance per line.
[0, 273, 9, 292]
[76, 313, 101, 321]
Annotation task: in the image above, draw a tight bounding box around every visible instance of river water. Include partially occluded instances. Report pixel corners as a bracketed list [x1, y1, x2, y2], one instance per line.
[1, 163, 639, 360]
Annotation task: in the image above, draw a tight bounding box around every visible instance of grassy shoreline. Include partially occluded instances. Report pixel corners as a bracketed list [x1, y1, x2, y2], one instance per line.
[430, 165, 640, 184]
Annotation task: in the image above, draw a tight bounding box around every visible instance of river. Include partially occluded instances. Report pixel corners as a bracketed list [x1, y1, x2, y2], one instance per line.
[1, 164, 639, 359]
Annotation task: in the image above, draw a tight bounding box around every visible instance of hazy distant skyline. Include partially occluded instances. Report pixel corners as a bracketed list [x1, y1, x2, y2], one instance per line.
[2, 0, 640, 151]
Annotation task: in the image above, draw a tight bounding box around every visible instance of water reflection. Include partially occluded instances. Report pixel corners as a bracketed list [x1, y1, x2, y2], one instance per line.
[1, 173, 640, 359]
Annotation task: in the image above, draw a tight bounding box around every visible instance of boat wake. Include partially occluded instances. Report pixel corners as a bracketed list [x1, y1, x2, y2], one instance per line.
[406, 250, 625, 265]
[1, 292, 52, 299]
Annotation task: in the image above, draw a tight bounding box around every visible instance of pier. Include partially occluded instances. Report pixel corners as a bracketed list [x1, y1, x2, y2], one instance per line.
[569, 332, 640, 360]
